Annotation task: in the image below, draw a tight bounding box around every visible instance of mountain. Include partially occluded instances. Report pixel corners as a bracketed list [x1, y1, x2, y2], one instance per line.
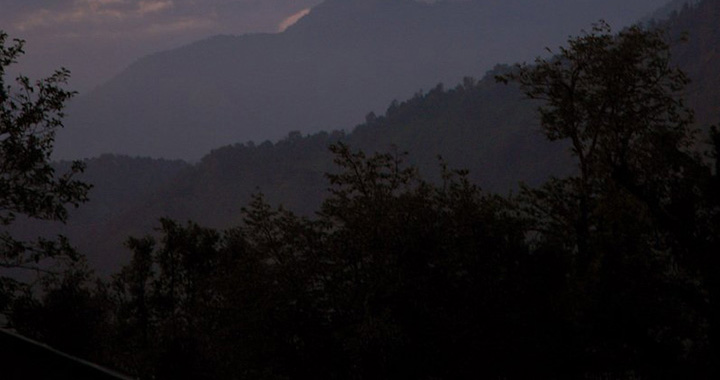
[8, 155, 190, 272]
[45, 73, 565, 275]
[54, 0, 667, 160]
[23, 0, 718, 275]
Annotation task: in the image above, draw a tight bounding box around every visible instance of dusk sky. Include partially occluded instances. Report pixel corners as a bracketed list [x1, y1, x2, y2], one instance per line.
[1, 0, 322, 91]
[1, 0, 670, 93]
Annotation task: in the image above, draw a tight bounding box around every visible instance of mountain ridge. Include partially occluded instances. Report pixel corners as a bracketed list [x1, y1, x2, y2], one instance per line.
[54, 0, 669, 160]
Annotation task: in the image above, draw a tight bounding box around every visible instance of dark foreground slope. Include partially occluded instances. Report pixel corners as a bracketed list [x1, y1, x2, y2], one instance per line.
[54, 0, 665, 160]
[1, 329, 132, 380]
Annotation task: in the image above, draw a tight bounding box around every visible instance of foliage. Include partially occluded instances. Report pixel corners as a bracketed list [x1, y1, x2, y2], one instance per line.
[110, 219, 222, 378]
[498, 22, 717, 377]
[64, 144, 529, 379]
[498, 21, 699, 276]
[1, 31, 90, 311]
[9, 20, 720, 380]
[10, 259, 112, 364]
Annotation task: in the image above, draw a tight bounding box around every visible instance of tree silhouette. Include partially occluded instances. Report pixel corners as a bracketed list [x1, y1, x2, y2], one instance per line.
[499, 22, 712, 377]
[498, 21, 695, 271]
[1, 31, 90, 313]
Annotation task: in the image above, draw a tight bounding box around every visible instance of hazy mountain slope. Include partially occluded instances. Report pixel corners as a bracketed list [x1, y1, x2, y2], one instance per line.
[31, 0, 718, 275]
[33, 71, 552, 275]
[54, 0, 667, 160]
[8, 156, 190, 272]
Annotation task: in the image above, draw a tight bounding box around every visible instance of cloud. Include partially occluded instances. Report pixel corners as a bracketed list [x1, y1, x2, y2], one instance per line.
[278, 8, 311, 32]
[4, 1, 323, 34]
[144, 17, 215, 35]
[11, 0, 178, 31]
[138, 0, 174, 16]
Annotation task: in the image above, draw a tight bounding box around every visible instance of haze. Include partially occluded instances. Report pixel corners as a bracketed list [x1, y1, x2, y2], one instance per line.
[3, 0, 666, 93]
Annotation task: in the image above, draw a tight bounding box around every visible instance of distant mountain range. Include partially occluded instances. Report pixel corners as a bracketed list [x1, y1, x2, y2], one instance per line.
[54, 0, 668, 160]
[18, 0, 717, 275]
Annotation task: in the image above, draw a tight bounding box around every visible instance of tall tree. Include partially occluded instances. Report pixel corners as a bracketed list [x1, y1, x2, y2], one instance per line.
[112, 219, 222, 379]
[499, 21, 695, 271]
[499, 22, 708, 376]
[1, 32, 90, 312]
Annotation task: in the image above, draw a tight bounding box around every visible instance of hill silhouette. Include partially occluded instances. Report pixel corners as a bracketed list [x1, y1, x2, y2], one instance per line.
[54, 0, 667, 160]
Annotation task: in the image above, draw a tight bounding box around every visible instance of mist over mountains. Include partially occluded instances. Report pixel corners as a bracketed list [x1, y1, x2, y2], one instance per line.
[54, 0, 667, 160]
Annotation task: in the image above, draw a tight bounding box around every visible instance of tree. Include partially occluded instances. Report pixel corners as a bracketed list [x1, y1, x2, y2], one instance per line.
[9, 258, 113, 364]
[111, 219, 223, 379]
[498, 21, 695, 271]
[1, 32, 90, 311]
[499, 22, 709, 376]
[318, 143, 534, 378]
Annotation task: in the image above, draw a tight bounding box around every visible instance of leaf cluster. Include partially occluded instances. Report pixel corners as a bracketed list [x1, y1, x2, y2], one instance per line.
[1, 31, 91, 311]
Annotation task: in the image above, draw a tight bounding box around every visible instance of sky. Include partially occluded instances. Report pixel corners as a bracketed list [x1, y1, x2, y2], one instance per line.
[1, 0, 322, 91]
[1, 0, 673, 93]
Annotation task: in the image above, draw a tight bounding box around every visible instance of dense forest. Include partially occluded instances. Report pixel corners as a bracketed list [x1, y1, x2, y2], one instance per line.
[2, 1, 720, 379]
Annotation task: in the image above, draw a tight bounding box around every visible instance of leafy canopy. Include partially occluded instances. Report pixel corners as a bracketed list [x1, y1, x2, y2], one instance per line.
[1, 31, 90, 309]
[498, 22, 698, 267]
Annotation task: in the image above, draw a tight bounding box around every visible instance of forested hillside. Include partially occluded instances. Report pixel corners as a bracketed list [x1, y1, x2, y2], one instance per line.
[28, 71, 567, 274]
[53, 0, 665, 160]
[6, 17, 720, 378]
